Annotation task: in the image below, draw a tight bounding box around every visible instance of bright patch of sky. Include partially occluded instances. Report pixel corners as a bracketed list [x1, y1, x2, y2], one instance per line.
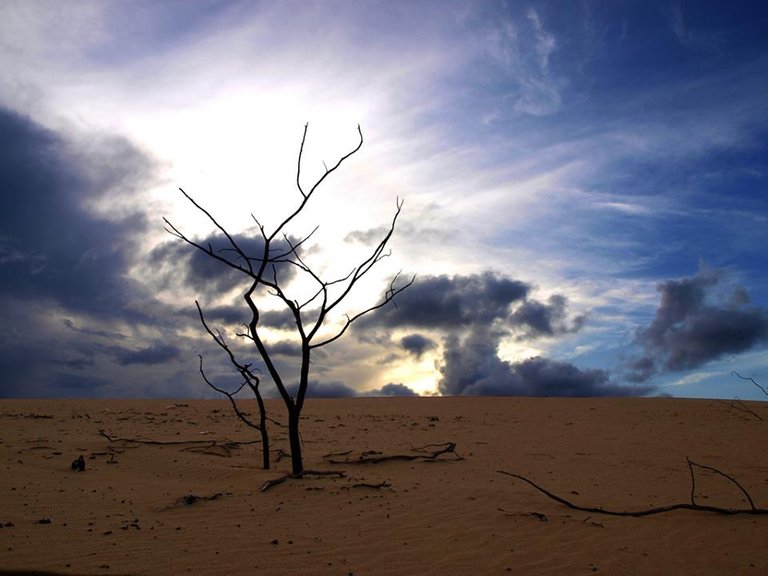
[1, 0, 767, 399]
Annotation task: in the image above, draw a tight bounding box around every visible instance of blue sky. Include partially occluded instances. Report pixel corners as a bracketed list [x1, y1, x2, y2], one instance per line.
[1, 0, 766, 399]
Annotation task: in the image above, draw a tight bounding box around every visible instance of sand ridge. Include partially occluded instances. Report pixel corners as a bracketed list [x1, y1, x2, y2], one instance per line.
[1, 397, 767, 575]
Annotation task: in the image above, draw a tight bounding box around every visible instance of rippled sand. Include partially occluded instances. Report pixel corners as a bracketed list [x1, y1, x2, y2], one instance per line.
[1, 397, 767, 575]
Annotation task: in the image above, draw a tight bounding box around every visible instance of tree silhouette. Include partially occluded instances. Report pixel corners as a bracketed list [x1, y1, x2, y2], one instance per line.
[164, 124, 413, 475]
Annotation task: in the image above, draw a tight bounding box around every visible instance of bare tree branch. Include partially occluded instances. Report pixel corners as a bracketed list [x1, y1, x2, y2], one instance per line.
[311, 271, 414, 349]
[198, 356, 259, 431]
[195, 301, 270, 469]
[732, 371, 768, 397]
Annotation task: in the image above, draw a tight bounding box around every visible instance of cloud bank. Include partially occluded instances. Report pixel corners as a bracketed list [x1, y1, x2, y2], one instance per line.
[0, 107, 193, 397]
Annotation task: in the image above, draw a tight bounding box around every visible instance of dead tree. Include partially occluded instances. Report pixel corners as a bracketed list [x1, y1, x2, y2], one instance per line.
[164, 124, 413, 476]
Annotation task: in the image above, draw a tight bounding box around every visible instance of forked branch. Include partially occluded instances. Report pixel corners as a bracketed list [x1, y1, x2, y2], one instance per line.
[498, 459, 768, 516]
[312, 271, 414, 349]
[195, 300, 271, 469]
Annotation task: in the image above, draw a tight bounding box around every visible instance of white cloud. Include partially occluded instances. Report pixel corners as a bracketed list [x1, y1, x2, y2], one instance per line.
[526, 8, 557, 72]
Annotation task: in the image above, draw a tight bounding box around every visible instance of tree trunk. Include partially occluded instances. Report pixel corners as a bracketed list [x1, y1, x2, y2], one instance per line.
[288, 408, 303, 474]
[256, 392, 270, 470]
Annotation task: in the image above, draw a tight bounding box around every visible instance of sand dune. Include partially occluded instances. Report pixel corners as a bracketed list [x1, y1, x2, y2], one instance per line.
[2, 397, 767, 575]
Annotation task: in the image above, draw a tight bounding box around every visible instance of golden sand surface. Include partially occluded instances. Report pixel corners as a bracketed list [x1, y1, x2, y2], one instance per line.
[1, 397, 767, 575]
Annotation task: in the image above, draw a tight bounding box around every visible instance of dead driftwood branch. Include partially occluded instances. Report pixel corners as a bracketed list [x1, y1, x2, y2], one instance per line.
[718, 398, 765, 422]
[260, 470, 347, 492]
[325, 442, 462, 464]
[498, 459, 768, 516]
[98, 429, 261, 457]
[352, 480, 392, 489]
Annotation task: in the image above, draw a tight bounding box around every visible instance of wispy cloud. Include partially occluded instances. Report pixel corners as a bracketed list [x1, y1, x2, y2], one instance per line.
[666, 1, 722, 54]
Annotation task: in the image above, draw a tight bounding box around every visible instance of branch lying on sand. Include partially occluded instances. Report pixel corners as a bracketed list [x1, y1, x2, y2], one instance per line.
[260, 442, 461, 491]
[498, 459, 768, 516]
[98, 429, 261, 457]
[260, 470, 347, 492]
[324, 442, 462, 464]
[718, 398, 765, 422]
[175, 492, 227, 506]
[353, 480, 392, 489]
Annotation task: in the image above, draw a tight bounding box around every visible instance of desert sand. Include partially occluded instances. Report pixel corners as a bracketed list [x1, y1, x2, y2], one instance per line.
[1, 396, 767, 575]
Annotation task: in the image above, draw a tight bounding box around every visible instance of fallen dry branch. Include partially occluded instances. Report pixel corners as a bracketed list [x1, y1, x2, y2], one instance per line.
[175, 492, 227, 506]
[325, 442, 462, 464]
[260, 470, 347, 492]
[156, 492, 232, 511]
[498, 459, 768, 516]
[98, 429, 261, 457]
[719, 398, 764, 422]
[322, 449, 353, 458]
[352, 480, 392, 489]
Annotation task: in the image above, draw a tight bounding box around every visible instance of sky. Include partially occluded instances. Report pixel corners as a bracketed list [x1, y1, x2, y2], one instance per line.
[1, 0, 767, 400]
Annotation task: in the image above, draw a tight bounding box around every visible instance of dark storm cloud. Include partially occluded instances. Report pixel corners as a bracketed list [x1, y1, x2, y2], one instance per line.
[361, 271, 614, 397]
[285, 380, 358, 399]
[285, 381, 418, 398]
[62, 318, 127, 340]
[259, 308, 297, 330]
[364, 272, 529, 329]
[367, 383, 419, 397]
[50, 374, 112, 394]
[439, 326, 654, 397]
[0, 107, 153, 316]
[200, 304, 249, 326]
[150, 233, 302, 298]
[400, 333, 437, 358]
[0, 107, 180, 397]
[177, 235, 262, 295]
[628, 268, 768, 381]
[112, 344, 182, 366]
[268, 340, 302, 357]
[197, 304, 296, 331]
[510, 295, 585, 338]
[365, 272, 582, 339]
